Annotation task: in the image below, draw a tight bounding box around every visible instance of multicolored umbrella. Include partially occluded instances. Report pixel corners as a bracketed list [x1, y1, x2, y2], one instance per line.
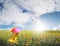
[11, 27, 22, 33]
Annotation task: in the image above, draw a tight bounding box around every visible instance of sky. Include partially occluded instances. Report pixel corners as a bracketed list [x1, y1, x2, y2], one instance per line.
[0, 0, 60, 30]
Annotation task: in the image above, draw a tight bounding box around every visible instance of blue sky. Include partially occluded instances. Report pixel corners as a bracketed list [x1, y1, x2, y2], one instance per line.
[40, 11, 60, 29]
[0, 0, 60, 30]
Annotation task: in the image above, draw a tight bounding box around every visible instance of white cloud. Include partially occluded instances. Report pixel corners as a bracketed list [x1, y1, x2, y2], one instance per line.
[0, 0, 60, 30]
[32, 19, 47, 31]
[58, 25, 60, 27]
[53, 27, 57, 30]
[0, 0, 33, 28]
[0, 28, 12, 30]
[12, 0, 60, 16]
[53, 24, 60, 30]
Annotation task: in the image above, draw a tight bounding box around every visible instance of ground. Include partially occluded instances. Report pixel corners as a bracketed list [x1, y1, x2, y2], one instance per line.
[0, 30, 60, 46]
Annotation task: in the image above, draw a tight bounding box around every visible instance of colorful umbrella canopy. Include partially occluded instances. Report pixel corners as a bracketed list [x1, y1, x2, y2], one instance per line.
[11, 27, 22, 33]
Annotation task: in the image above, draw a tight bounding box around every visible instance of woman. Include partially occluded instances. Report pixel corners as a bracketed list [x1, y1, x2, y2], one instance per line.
[9, 27, 21, 44]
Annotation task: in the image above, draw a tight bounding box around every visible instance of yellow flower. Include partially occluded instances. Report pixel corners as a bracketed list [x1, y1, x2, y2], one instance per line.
[8, 34, 18, 44]
[8, 37, 17, 44]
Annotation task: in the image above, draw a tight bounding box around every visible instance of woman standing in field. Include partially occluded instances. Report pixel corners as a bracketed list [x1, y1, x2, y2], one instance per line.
[9, 27, 22, 44]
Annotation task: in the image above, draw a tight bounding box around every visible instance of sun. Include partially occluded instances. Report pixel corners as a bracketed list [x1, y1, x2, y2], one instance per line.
[33, 20, 46, 31]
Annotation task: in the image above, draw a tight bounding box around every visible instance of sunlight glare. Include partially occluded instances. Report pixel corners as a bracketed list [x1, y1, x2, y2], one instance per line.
[34, 20, 46, 32]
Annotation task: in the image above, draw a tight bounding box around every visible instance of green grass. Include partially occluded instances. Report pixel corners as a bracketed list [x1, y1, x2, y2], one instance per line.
[0, 30, 60, 46]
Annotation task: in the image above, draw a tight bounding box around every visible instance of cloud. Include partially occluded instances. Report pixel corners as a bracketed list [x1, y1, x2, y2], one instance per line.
[0, 0, 60, 30]
[0, 0, 33, 29]
[23, 18, 48, 30]
[12, 0, 60, 16]
[53, 24, 60, 30]
[0, 28, 12, 30]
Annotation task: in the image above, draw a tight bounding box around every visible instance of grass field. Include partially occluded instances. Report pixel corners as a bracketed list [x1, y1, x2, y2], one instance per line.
[0, 30, 60, 46]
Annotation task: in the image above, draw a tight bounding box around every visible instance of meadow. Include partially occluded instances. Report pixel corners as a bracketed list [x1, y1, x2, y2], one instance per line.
[0, 30, 60, 46]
